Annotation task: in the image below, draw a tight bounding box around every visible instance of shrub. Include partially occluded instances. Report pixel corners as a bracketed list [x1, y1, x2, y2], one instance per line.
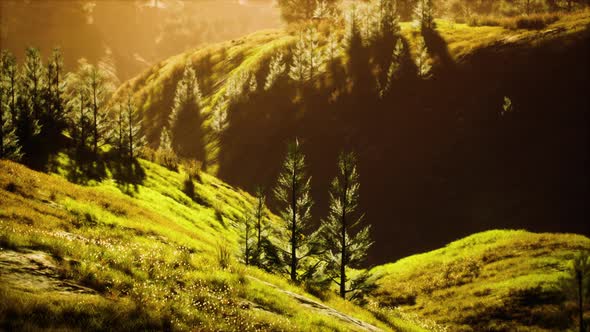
[181, 159, 202, 183]
[215, 241, 232, 270]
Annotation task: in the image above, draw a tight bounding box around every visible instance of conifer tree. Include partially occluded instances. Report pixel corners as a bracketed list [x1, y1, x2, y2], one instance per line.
[320, 152, 372, 300]
[325, 33, 343, 65]
[1, 51, 18, 124]
[17, 48, 43, 160]
[114, 102, 126, 159]
[289, 33, 309, 83]
[378, 39, 404, 98]
[125, 94, 144, 162]
[378, 0, 401, 38]
[0, 53, 21, 160]
[252, 187, 267, 266]
[289, 27, 324, 83]
[83, 59, 117, 157]
[65, 59, 91, 151]
[414, 0, 435, 31]
[211, 98, 229, 134]
[40, 47, 68, 153]
[274, 139, 318, 282]
[264, 52, 287, 91]
[239, 205, 255, 266]
[277, 0, 340, 23]
[169, 64, 205, 159]
[415, 37, 432, 79]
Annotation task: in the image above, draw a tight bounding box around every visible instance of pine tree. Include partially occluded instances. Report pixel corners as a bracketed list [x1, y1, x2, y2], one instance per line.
[377, 0, 401, 38]
[211, 98, 229, 134]
[239, 205, 255, 266]
[413, 0, 435, 31]
[378, 39, 404, 98]
[325, 33, 343, 65]
[277, 0, 340, 23]
[0, 52, 21, 160]
[125, 94, 144, 162]
[17, 48, 43, 160]
[320, 152, 372, 300]
[83, 58, 117, 157]
[415, 37, 432, 79]
[252, 187, 267, 266]
[41, 48, 68, 151]
[65, 59, 91, 151]
[274, 139, 318, 282]
[1, 51, 18, 124]
[289, 33, 309, 83]
[169, 64, 205, 159]
[264, 52, 287, 91]
[114, 102, 127, 158]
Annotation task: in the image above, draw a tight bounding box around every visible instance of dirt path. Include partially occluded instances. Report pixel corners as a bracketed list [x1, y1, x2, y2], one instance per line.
[0, 248, 95, 295]
[248, 276, 384, 332]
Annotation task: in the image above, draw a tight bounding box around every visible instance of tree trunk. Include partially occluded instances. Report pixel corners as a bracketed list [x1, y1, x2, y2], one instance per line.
[578, 269, 584, 332]
[340, 169, 349, 299]
[291, 170, 297, 282]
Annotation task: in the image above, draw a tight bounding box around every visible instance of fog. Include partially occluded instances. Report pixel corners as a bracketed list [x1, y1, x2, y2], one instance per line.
[0, 0, 281, 80]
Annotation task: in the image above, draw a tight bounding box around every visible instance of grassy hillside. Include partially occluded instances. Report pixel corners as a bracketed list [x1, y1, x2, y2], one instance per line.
[0, 159, 423, 331]
[113, 9, 590, 266]
[368, 230, 590, 331]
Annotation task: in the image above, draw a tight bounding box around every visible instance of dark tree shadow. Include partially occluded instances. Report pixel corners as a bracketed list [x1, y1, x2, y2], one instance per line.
[65, 147, 108, 185]
[109, 156, 146, 194]
[421, 27, 456, 76]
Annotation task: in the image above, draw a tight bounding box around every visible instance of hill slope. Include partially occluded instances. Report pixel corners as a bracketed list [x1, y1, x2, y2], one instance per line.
[115, 11, 590, 265]
[368, 230, 590, 331]
[0, 159, 417, 331]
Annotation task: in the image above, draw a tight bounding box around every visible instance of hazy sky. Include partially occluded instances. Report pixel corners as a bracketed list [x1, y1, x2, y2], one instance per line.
[0, 0, 281, 80]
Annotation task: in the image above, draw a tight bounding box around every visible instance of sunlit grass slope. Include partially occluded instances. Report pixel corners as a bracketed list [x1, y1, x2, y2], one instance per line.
[0, 159, 425, 331]
[368, 230, 590, 331]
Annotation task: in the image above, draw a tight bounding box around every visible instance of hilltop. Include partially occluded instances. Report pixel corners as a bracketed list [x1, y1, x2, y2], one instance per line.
[114, 10, 590, 264]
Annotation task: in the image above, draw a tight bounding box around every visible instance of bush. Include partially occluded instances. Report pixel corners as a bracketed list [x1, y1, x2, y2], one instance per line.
[181, 159, 202, 183]
[215, 241, 232, 270]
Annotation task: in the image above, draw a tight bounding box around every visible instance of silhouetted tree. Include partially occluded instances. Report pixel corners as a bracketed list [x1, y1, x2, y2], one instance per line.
[16, 48, 43, 161]
[169, 64, 205, 160]
[319, 152, 372, 299]
[274, 139, 319, 282]
[277, 0, 340, 23]
[42, 48, 67, 148]
[561, 252, 590, 332]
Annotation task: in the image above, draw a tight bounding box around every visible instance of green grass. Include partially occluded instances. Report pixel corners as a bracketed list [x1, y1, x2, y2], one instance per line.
[0, 159, 421, 331]
[368, 229, 590, 331]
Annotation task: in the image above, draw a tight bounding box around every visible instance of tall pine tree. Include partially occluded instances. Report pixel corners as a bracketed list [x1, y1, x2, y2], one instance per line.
[274, 139, 318, 282]
[169, 64, 205, 161]
[320, 152, 372, 299]
[0, 51, 21, 160]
